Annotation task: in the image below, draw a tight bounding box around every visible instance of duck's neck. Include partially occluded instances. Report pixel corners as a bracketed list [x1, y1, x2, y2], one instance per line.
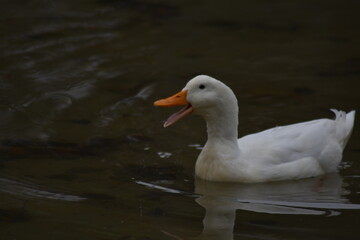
[200, 106, 242, 165]
[203, 107, 239, 145]
[190, 80, 254, 181]
[196, 107, 245, 181]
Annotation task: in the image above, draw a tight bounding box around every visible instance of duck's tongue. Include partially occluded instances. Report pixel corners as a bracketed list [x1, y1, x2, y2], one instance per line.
[163, 104, 193, 127]
[154, 90, 194, 127]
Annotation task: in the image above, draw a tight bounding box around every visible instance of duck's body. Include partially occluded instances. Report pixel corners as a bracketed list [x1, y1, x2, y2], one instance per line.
[155, 75, 355, 183]
[197, 111, 354, 182]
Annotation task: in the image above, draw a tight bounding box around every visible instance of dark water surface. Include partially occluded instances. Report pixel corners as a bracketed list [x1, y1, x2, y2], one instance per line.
[1, 0, 360, 239]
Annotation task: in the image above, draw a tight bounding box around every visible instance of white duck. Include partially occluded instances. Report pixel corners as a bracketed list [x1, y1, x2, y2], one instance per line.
[154, 75, 355, 183]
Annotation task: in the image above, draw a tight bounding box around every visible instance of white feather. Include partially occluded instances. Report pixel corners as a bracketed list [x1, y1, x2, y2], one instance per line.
[182, 75, 355, 182]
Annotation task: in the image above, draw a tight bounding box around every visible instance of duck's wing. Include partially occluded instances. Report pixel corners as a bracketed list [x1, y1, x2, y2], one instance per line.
[238, 110, 355, 170]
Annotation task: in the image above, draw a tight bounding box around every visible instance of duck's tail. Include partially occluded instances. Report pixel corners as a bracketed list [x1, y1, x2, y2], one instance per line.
[331, 109, 356, 148]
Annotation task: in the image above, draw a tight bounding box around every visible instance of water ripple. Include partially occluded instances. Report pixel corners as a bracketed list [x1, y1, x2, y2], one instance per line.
[0, 177, 86, 202]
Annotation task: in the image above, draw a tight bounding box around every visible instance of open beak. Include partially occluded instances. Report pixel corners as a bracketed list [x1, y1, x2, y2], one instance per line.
[154, 90, 193, 127]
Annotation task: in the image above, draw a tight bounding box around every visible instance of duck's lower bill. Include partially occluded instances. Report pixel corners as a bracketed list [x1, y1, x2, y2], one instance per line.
[163, 104, 193, 127]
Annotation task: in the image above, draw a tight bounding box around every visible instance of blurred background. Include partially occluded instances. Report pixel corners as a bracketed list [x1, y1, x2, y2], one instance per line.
[0, 0, 360, 239]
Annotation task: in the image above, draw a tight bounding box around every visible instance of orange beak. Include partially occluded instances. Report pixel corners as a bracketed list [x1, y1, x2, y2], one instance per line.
[154, 90, 189, 107]
[154, 90, 193, 127]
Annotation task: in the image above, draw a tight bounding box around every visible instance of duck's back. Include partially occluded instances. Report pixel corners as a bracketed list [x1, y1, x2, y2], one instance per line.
[238, 110, 355, 174]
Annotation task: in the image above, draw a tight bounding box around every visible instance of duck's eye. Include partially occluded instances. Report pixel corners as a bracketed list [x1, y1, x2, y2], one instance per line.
[199, 84, 205, 89]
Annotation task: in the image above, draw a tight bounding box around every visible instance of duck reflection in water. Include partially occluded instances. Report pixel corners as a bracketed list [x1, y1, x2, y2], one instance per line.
[193, 174, 360, 240]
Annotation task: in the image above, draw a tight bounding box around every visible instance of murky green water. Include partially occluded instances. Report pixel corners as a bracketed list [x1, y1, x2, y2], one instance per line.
[1, 0, 360, 239]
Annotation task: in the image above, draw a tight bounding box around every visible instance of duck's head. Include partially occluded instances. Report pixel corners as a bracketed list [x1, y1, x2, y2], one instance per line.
[154, 75, 238, 127]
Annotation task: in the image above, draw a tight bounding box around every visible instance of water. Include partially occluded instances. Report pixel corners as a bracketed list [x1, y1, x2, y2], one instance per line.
[1, 0, 360, 239]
